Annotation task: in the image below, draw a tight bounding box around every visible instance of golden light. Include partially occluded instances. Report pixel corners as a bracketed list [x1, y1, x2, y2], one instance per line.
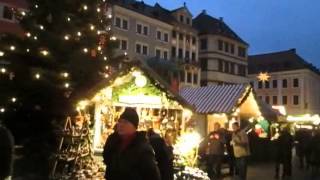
[10, 46, 15, 51]
[105, 66, 109, 70]
[34, 36, 38, 40]
[67, 17, 71, 22]
[83, 48, 88, 53]
[103, 56, 107, 61]
[41, 50, 49, 56]
[62, 72, 69, 78]
[83, 5, 88, 10]
[39, 25, 44, 30]
[135, 75, 147, 87]
[26, 32, 31, 37]
[104, 74, 109, 78]
[97, 8, 101, 12]
[35, 4, 38, 8]
[35, 73, 41, 79]
[97, 46, 102, 51]
[77, 100, 89, 110]
[183, 109, 193, 118]
[97, 31, 101, 35]
[64, 35, 70, 40]
[0, 108, 5, 113]
[110, 36, 117, 41]
[0, 51, 4, 56]
[11, 97, 17, 103]
[64, 83, 70, 88]
[90, 25, 95, 30]
[26, 49, 30, 52]
[21, 11, 26, 16]
[257, 72, 270, 82]
[77, 32, 82, 36]
[1, 68, 6, 73]
[108, 14, 112, 19]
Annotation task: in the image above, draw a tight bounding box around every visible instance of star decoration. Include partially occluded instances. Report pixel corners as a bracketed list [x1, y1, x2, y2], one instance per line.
[257, 72, 270, 82]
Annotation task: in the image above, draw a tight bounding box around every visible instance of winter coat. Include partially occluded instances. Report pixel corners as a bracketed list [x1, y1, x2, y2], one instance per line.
[309, 134, 320, 165]
[0, 125, 14, 180]
[207, 130, 226, 156]
[232, 130, 250, 158]
[103, 131, 161, 180]
[275, 131, 293, 163]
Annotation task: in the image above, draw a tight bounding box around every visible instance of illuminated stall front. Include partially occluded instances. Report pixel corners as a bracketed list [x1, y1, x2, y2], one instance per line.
[74, 64, 194, 153]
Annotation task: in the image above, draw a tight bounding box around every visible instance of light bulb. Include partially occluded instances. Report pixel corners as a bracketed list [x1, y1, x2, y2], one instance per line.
[90, 25, 95, 30]
[97, 46, 102, 51]
[35, 4, 38, 8]
[83, 48, 88, 53]
[97, 8, 101, 12]
[26, 32, 31, 37]
[83, 5, 88, 10]
[108, 14, 112, 19]
[41, 50, 49, 56]
[26, 49, 30, 52]
[64, 35, 70, 40]
[39, 25, 44, 30]
[1, 68, 6, 73]
[21, 11, 26, 16]
[35, 73, 41, 79]
[0, 108, 5, 113]
[97, 31, 101, 35]
[62, 72, 69, 78]
[103, 56, 107, 61]
[34, 36, 38, 40]
[77, 32, 82, 36]
[0, 51, 4, 56]
[11, 97, 17, 103]
[104, 74, 109, 78]
[110, 36, 117, 41]
[65, 83, 70, 88]
[67, 17, 71, 22]
[10, 46, 15, 51]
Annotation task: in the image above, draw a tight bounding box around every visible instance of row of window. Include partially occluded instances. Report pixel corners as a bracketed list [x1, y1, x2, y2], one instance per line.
[200, 39, 246, 58]
[180, 71, 198, 84]
[200, 58, 246, 76]
[179, 14, 191, 25]
[257, 78, 299, 89]
[1, 5, 14, 21]
[172, 31, 196, 45]
[171, 47, 196, 61]
[259, 95, 299, 105]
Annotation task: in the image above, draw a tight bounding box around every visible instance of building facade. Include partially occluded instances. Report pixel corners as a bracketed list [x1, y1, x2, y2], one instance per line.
[193, 10, 249, 86]
[248, 49, 320, 115]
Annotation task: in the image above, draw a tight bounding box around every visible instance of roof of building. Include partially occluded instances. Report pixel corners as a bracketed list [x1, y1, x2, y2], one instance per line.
[248, 49, 320, 75]
[180, 84, 247, 114]
[0, 0, 28, 9]
[193, 11, 248, 45]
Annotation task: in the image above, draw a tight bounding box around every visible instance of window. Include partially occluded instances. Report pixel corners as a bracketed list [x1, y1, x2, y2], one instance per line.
[137, 23, 148, 35]
[180, 15, 184, 22]
[258, 81, 263, 89]
[192, 52, 196, 61]
[186, 17, 190, 25]
[178, 48, 183, 58]
[186, 35, 190, 43]
[3, 6, 13, 20]
[156, 49, 161, 58]
[265, 81, 270, 89]
[200, 58, 208, 70]
[273, 96, 278, 105]
[115, 17, 121, 28]
[200, 39, 208, 50]
[142, 45, 148, 55]
[224, 42, 229, 53]
[172, 31, 176, 38]
[224, 61, 229, 73]
[218, 59, 223, 72]
[238, 65, 246, 76]
[143, 26, 148, 35]
[238, 47, 246, 57]
[163, 50, 168, 60]
[179, 33, 184, 40]
[164, 33, 169, 42]
[120, 39, 127, 50]
[192, 37, 196, 45]
[157, 31, 161, 40]
[230, 44, 235, 54]
[293, 95, 299, 105]
[193, 73, 198, 84]
[136, 44, 141, 54]
[250, 81, 254, 87]
[172, 47, 176, 57]
[282, 79, 287, 88]
[180, 71, 185, 81]
[282, 96, 287, 105]
[293, 78, 299, 87]
[185, 51, 190, 59]
[230, 63, 235, 74]
[273, 80, 278, 88]
[187, 72, 192, 83]
[136, 24, 142, 34]
[122, 19, 128, 30]
[265, 96, 270, 104]
[218, 40, 223, 51]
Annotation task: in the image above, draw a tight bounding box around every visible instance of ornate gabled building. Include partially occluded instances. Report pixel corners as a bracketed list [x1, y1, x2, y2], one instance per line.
[193, 10, 249, 86]
[248, 49, 320, 115]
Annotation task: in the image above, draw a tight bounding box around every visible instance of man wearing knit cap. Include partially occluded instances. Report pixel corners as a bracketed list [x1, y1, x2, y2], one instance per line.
[103, 107, 161, 180]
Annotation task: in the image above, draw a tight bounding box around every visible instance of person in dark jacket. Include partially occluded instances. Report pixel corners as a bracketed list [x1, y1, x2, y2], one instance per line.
[103, 108, 161, 180]
[275, 127, 293, 179]
[0, 124, 14, 180]
[147, 128, 173, 180]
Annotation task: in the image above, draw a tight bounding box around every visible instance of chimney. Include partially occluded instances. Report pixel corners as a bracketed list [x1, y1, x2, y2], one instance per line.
[202, 9, 206, 15]
[290, 48, 296, 53]
[219, 17, 224, 21]
[184, 2, 186, 7]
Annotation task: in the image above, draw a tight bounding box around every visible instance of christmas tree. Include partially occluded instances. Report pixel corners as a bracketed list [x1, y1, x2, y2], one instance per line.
[0, 0, 121, 178]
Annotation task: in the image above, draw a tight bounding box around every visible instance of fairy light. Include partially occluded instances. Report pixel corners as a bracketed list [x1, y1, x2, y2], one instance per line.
[83, 48, 88, 53]
[103, 56, 107, 61]
[10, 46, 15, 51]
[97, 31, 101, 35]
[35, 4, 38, 8]
[62, 72, 69, 78]
[34, 36, 38, 40]
[39, 25, 44, 30]
[97, 8, 101, 12]
[124, 52, 128, 56]
[26, 32, 31, 37]
[67, 17, 71, 22]
[0, 108, 5, 113]
[97, 46, 102, 51]
[108, 14, 112, 19]
[104, 74, 109, 78]
[0, 51, 4, 56]
[83, 5, 88, 10]
[105, 66, 109, 70]
[110, 36, 117, 41]
[64, 83, 70, 88]
[21, 11, 26, 16]
[1, 68, 6, 73]
[11, 97, 17, 103]
[35, 73, 41, 79]
[41, 50, 49, 56]
[26, 49, 30, 52]
[77, 32, 82, 36]
[90, 25, 95, 30]
[64, 35, 70, 40]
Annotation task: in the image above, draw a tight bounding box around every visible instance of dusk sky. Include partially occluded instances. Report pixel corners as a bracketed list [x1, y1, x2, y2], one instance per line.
[144, 0, 320, 68]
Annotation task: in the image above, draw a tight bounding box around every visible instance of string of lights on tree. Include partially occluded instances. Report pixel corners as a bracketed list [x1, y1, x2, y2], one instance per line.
[0, 0, 125, 115]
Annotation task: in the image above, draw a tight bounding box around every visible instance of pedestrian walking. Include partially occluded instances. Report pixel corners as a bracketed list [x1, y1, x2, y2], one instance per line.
[103, 107, 160, 180]
[231, 122, 250, 180]
[274, 126, 293, 179]
[295, 129, 312, 169]
[309, 129, 320, 178]
[0, 123, 14, 180]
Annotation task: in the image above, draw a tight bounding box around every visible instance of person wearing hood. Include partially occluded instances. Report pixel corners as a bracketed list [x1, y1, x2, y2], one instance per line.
[103, 107, 161, 180]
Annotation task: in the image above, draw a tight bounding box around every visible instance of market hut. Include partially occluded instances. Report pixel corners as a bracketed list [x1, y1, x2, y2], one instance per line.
[180, 84, 278, 136]
[71, 60, 194, 153]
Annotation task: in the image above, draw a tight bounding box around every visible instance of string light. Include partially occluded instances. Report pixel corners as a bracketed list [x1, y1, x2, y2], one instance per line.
[1, 68, 6, 73]
[62, 72, 69, 78]
[110, 36, 117, 41]
[0, 108, 5, 113]
[67, 17, 71, 22]
[26, 49, 30, 52]
[41, 50, 49, 56]
[108, 14, 112, 19]
[97, 31, 101, 35]
[83, 48, 88, 53]
[97, 46, 102, 51]
[35, 73, 41, 79]
[103, 56, 107, 61]
[35, 4, 38, 8]
[0, 51, 4, 56]
[77, 32, 82, 36]
[34, 36, 38, 40]
[11, 97, 17, 103]
[39, 25, 44, 30]
[104, 74, 109, 78]
[83, 5, 88, 10]
[64, 35, 70, 40]
[26, 32, 31, 37]
[124, 52, 128, 56]
[105, 66, 109, 70]
[64, 83, 70, 88]
[21, 11, 26, 16]
[97, 8, 101, 12]
[10, 46, 15, 51]
[90, 25, 95, 30]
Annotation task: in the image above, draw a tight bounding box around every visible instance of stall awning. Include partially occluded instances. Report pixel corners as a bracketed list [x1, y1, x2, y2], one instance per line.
[180, 84, 247, 114]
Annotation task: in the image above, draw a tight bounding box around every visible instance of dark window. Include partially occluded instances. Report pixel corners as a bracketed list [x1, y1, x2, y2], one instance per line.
[282, 96, 287, 105]
[186, 17, 190, 25]
[230, 63, 235, 74]
[186, 35, 190, 43]
[265, 96, 270, 104]
[224, 42, 229, 53]
[265, 81, 270, 88]
[115, 17, 121, 28]
[3, 6, 13, 20]
[180, 71, 185, 81]
[178, 48, 183, 59]
[250, 81, 254, 87]
[238, 65, 246, 76]
[157, 31, 161, 40]
[293, 78, 299, 87]
[136, 44, 141, 53]
[224, 61, 229, 73]
[258, 81, 263, 89]
[142, 45, 148, 55]
[164, 33, 169, 42]
[282, 79, 287, 88]
[201, 80, 207, 87]
[172, 31, 176, 38]
[230, 44, 235, 54]
[185, 51, 190, 59]
[273, 96, 278, 105]
[156, 49, 161, 58]
[136, 24, 142, 34]
[180, 15, 184, 22]
[258, 96, 262, 100]
[179, 33, 184, 40]
[192, 52, 196, 61]
[218, 59, 223, 72]
[143, 26, 148, 35]
[122, 19, 128, 30]
[293, 95, 299, 105]
[238, 47, 246, 57]
[163, 51, 168, 60]
[193, 73, 198, 84]
[218, 40, 223, 51]
[171, 47, 176, 57]
[273, 80, 278, 88]
[200, 58, 208, 70]
[121, 40, 127, 50]
[187, 72, 192, 83]
[192, 37, 196, 45]
[200, 39, 208, 50]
